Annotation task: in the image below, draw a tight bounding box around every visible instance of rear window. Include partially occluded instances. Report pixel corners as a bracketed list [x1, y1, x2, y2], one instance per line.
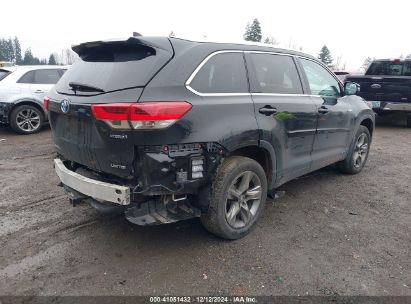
[55, 42, 172, 95]
[0, 69, 11, 81]
[366, 61, 411, 76]
[188, 52, 248, 94]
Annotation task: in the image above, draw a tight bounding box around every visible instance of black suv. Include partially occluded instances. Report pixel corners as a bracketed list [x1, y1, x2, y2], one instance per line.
[48, 36, 375, 239]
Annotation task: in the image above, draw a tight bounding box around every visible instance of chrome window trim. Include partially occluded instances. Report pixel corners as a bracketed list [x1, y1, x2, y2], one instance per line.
[252, 93, 315, 97]
[253, 93, 325, 98]
[185, 50, 248, 97]
[244, 50, 295, 57]
[185, 49, 333, 97]
[296, 55, 344, 87]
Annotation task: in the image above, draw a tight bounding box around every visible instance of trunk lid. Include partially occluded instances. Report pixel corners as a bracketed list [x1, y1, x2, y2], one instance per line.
[49, 37, 174, 178]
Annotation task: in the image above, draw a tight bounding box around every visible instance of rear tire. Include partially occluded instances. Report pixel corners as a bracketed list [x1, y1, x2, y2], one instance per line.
[9, 105, 44, 134]
[201, 156, 267, 240]
[336, 125, 371, 174]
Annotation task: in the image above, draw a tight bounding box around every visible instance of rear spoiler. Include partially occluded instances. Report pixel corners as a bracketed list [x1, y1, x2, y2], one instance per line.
[72, 36, 173, 56]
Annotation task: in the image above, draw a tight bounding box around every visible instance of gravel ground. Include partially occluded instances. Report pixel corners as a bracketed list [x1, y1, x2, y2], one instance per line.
[0, 115, 410, 296]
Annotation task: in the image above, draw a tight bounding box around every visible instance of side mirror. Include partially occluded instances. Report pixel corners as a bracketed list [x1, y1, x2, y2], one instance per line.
[344, 82, 359, 95]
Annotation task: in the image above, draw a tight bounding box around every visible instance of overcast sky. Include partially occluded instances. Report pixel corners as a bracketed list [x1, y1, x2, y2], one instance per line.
[1, 0, 410, 70]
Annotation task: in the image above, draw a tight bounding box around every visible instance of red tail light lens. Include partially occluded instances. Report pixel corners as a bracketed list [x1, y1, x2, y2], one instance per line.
[91, 103, 130, 121]
[130, 102, 192, 121]
[44, 96, 50, 112]
[91, 102, 192, 130]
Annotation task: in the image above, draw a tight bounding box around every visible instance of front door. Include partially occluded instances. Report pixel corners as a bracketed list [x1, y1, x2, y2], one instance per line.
[246, 52, 318, 185]
[298, 58, 354, 171]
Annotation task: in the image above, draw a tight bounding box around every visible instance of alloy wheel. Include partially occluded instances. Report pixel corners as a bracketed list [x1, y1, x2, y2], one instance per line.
[225, 171, 262, 229]
[353, 133, 369, 168]
[15, 108, 41, 132]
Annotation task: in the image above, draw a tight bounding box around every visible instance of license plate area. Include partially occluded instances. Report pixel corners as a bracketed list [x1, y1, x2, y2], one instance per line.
[371, 101, 381, 108]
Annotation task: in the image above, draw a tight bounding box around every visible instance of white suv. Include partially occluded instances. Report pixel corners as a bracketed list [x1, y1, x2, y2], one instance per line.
[0, 65, 66, 134]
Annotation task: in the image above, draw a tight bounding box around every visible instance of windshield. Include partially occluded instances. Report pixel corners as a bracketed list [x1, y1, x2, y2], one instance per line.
[0, 69, 11, 81]
[366, 61, 411, 76]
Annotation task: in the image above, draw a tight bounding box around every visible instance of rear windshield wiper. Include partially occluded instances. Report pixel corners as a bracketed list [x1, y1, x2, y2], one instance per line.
[68, 82, 105, 93]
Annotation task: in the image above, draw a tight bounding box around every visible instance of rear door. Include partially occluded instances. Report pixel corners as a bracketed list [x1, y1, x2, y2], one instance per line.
[245, 52, 318, 184]
[298, 57, 354, 171]
[29, 69, 64, 102]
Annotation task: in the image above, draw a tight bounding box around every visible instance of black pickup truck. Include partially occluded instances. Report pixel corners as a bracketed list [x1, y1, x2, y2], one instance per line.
[346, 59, 411, 127]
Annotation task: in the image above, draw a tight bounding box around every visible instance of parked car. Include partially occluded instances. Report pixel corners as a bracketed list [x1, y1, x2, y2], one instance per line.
[0, 65, 66, 134]
[346, 59, 411, 127]
[333, 71, 350, 82]
[48, 37, 375, 239]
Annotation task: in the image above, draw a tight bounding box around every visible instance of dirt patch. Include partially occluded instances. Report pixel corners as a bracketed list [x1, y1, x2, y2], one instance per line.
[0, 118, 410, 296]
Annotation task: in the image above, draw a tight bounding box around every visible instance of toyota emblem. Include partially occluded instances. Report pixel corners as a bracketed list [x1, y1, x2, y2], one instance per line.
[60, 99, 70, 113]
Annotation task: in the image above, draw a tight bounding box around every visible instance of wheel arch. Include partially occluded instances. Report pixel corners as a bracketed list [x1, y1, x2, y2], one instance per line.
[9, 99, 47, 121]
[359, 117, 374, 138]
[227, 142, 277, 190]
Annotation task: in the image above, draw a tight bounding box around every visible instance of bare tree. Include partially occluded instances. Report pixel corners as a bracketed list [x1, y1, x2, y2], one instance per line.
[361, 57, 375, 73]
[64, 48, 77, 65]
[263, 36, 279, 46]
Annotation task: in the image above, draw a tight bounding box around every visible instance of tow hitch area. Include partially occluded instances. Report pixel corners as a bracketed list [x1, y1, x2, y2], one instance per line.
[125, 195, 201, 225]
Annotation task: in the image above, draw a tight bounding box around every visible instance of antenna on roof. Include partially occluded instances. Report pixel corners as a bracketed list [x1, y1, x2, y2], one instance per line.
[133, 32, 142, 37]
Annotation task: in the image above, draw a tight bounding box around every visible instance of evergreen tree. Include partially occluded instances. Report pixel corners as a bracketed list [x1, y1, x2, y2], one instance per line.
[0, 39, 6, 61]
[13, 37, 22, 64]
[244, 18, 262, 42]
[318, 45, 333, 66]
[0, 38, 15, 62]
[7, 38, 15, 62]
[23, 49, 35, 65]
[48, 54, 57, 65]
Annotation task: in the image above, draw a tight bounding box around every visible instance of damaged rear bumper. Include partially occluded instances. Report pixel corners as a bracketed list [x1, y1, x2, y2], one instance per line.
[54, 158, 131, 205]
[54, 158, 206, 225]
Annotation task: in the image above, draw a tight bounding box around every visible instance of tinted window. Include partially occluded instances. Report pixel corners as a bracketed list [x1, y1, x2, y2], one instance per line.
[0, 69, 11, 81]
[55, 43, 171, 94]
[366, 61, 411, 76]
[33, 69, 61, 84]
[249, 53, 303, 94]
[189, 53, 248, 93]
[17, 71, 35, 83]
[300, 58, 341, 97]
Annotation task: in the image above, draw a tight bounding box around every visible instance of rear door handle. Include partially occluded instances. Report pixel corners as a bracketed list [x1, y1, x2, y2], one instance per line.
[34, 90, 44, 93]
[259, 106, 278, 116]
[318, 106, 329, 114]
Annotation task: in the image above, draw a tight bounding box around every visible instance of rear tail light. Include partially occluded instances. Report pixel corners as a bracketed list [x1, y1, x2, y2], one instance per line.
[44, 96, 50, 112]
[91, 102, 192, 130]
[91, 103, 131, 129]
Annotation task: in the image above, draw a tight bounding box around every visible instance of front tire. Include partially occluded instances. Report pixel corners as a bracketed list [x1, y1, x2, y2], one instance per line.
[9, 105, 44, 134]
[201, 156, 267, 240]
[336, 125, 371, 174]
